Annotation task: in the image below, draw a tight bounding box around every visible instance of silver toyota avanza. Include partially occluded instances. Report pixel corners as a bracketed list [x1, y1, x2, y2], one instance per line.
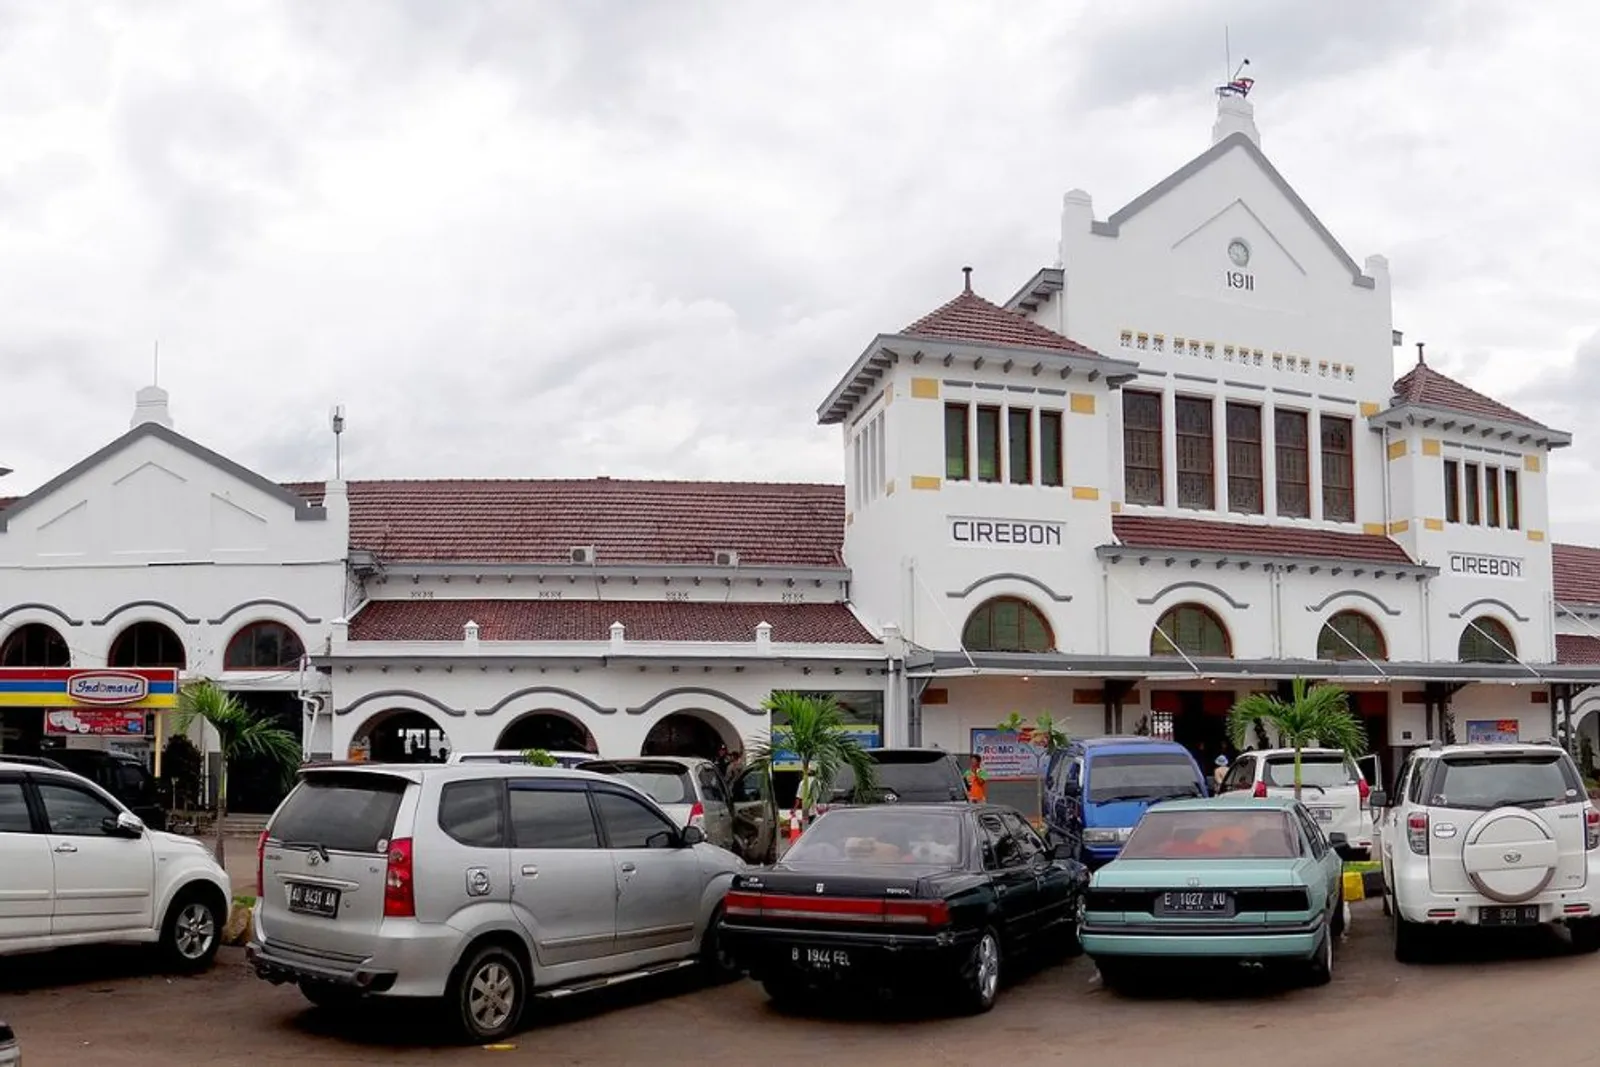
[247, 763, 744, 1041]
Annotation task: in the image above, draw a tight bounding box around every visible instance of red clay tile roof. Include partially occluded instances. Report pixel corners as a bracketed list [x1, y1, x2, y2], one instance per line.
[1554, 543, 1600, 603]
[344, 479, 844, 566]
[1390, 359, 1547, 429]
[903, 289, 1100, 356]
[348, 599, 878, 644]
[1556, 633, 1600, 665]
[280, 481, 326, 507]
[1110, 514, 1416, 565]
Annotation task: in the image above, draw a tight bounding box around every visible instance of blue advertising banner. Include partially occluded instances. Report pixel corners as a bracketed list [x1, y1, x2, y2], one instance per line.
[970, 728, 1045, 781]
[771, 726, 880, 771]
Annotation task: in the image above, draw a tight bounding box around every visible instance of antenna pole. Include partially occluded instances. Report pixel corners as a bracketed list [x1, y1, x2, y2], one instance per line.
[153, 341, 159, 386]
[1225, 26, 1231, 84]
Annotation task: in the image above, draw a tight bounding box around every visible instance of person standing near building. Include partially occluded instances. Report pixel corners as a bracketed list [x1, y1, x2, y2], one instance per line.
[1213, 754, 1230, 791]
[964, 754, 989, 803]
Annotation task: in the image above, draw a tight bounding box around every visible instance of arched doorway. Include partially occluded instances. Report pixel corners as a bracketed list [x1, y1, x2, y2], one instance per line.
[495, 711, 597, 755]
[108, 621, 187, 669]
[349, 710, 452, 764]
[0, 622, 70, 755]
[641, 710, 740, 760]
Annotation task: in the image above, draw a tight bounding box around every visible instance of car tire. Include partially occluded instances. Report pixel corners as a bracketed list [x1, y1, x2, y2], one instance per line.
[700, 906, 741, 984]
[1569, 918, 1600, 954]
[449, 944, 526, 1044]
[1392, 905, 1430, 964]
[1305, 924, 1334, 987]
[954, 928, 1002, 1015]
[300, 980, 361, 1011]
[1331, 890, 1347, 938]
[159, 889, 222, 974]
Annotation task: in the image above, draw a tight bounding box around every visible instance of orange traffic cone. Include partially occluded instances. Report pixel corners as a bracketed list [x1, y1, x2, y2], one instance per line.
[787, 805, 804, 844]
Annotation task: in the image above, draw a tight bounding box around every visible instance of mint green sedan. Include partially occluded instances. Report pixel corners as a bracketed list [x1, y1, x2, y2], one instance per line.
[1080, 796, 1346, 989]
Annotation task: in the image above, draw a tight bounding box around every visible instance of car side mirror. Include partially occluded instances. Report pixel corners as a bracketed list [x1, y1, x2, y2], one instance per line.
[680, 825, 706, 847]
[104, 812, 144, 838]
[1368, 789, 1388, 810]
[1327, 831, 1349, 849]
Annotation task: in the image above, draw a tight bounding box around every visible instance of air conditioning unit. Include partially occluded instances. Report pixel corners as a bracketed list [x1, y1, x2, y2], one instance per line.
[570, 546, 596, 565]
[714, 549, 739, 567]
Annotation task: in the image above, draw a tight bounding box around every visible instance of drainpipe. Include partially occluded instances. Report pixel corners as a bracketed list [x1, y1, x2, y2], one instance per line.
[1380, 426, 1392, 535]
[1421, 577, 1432, 662]
[1268, 566, 1282, 659]
[1099, 559, 1111, 656]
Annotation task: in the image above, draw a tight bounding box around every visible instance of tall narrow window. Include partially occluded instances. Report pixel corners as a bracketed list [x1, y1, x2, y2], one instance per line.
[1039, 411, 1064, 487]
[874, 415, 886, 496]
[1320, 415, 1354, 522]
[1443, 459, 1460, 524]
[944, 403, 970, 481]
[853, 434, 864, 508]
[1225, 402, 1263, 514]
[1008, 408, 1032, 485]
[1464, 462, 1481, 525]
[1485, 466, 1501, 528]
[1275, 409, 1310, 518]
[976, 406, 1001, 483]
[1505, 469, 1520, 530]
[1123, 391, 1164, 505]
[1175, 396, 1215, 510]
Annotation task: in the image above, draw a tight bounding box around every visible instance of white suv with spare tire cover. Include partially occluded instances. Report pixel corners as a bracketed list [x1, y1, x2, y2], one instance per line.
[1373, 740, 1600, 960]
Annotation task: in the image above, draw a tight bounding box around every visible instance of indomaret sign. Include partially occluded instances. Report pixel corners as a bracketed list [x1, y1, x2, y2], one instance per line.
[949, 516, 1064, 549]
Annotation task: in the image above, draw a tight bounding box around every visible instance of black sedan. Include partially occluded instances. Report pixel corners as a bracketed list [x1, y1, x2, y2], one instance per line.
[718, 803, 1087, 1014]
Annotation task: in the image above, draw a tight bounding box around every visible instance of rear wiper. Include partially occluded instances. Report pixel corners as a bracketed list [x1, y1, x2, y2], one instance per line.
[283, 840, 331, 863]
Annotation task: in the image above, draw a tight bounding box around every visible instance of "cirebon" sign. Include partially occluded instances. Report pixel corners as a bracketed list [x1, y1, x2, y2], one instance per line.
[949, 516, 1064, 549]
[1448, 552, 1523, 580]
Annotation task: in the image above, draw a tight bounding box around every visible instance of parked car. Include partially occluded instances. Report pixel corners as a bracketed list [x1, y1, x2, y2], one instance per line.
[1043, 737, 1208, 867]
[1081, 796, 1346, 990]
[1218, 747, 1372, 858]
[448, 750, 596, 768]
[1373, 740, 1600, 961]
[820, 748, 970, 808]
[38, 748, 167, 832]
[248, 763, 745, 1042]
[0, 1019, 16, 1067]
[577, 756, 776, 865]
[719, 803, 1087, 1014]
[0, 753, 65, 770]
[0, 761, 230, 971]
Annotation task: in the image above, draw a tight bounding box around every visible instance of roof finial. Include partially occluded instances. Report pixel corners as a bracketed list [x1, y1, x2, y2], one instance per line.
[961, 266, 973, 294]
[1415, 341, 1426, 366]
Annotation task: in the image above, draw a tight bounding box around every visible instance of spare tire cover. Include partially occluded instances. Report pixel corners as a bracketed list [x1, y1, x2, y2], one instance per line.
[1462, 808, 1559, 903]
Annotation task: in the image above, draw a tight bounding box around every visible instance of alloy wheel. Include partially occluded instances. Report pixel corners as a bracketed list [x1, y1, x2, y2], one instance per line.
[174, 903, 216, 960]
[469, 961, 517, 1032]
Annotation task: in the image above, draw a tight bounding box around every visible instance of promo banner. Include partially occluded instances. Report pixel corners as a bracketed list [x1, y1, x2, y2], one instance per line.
[44, 709, 147, 736]
[970, 728, 1046, 781]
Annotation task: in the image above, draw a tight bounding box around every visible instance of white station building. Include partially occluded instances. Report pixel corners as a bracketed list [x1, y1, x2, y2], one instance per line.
[6, 85, 1600, 812]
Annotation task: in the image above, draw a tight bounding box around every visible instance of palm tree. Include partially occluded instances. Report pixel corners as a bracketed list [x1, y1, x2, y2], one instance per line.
[998, 711, 1070, 818]
[174, 680, 302, 866]
[1226, 678, 1367, 801]
[744, 692, 878, 821]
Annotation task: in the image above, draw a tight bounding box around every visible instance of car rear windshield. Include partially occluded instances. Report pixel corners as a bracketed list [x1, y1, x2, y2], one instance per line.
[1263, 754, 1358, 791]
[1087, 753, 1203, 803]
[586, 763, 693, 805]
[831, 754, 964, 800]
[269, 774, 406, 853]
[785, 809, 965, 866]
[1428, 753, 1583, 811]
[1121, 809, 1301, 860]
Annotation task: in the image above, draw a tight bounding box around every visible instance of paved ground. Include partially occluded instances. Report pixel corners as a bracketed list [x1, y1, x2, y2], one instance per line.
[3, 901, 1597, 1066]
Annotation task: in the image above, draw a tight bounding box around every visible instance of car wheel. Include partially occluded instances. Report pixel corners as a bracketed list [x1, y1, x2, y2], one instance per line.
[159, 891, 222, 973]
[700, 906, 741, 984]
[1331, 890, 1347, 938]
[300, 980, 361, 1011]
[1392, 906, 1430, 964]
[449, 944, 526, 1043]
[1569, 918, 1600, 954]
[954, 928, 1002, 1015]
[1305, 924, 1334, 987]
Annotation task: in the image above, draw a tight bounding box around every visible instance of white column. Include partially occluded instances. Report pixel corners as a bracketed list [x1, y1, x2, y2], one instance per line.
[1263, 403, 1278, 517]
[1308, 408, 1323, 522]
[1212, 394, 1229, 514]
[1162, 385, 1179, 508]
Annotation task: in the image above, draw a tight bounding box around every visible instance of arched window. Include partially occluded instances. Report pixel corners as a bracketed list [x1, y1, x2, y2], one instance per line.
[224, 622, 306, 671]
[0, 623, 70, 667]
[1318, 611, 1387, 661]
[1151, 603, 1231, 658]
[961, 597, 1054, 653]
[1459, 617, 1515, 664]
[107, 621, 186, 669]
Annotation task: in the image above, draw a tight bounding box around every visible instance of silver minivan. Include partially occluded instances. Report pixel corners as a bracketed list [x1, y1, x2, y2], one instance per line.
[247, 764, 744, 1042]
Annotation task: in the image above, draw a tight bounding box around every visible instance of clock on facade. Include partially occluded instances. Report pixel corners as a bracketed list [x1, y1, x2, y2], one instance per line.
[1227, 238, 1251, 267]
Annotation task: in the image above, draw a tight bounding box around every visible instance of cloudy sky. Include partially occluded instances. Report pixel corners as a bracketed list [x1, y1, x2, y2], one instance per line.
[4, 1, 1600, 536]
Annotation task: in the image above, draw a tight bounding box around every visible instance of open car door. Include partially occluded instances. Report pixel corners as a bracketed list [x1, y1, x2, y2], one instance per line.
[730, 765, 778, 864]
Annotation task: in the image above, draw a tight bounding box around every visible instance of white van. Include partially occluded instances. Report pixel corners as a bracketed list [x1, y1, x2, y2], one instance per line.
[1219, 747, 1372, 857]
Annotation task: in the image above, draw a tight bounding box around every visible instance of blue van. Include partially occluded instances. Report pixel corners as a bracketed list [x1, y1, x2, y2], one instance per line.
[1042, 737, 1208, 868]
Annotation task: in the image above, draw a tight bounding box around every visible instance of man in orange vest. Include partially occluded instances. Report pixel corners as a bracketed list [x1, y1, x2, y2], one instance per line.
[964, 754, 989, 803]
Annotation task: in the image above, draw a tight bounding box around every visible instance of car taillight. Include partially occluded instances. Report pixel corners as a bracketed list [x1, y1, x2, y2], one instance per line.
[688, 802, 705, 828]
[721, 891, 949, 926]
[1357, 778, 1371, 810]
[256, 830, 268, 897]
[1253, 781, 1267, 799]
[384, 838, 415, 918]
[1406, 812, 1429, 855]
[1587, 808, 1600, 851]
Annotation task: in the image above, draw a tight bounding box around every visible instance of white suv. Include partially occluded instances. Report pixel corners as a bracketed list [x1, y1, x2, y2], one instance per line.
[0, 759, 231, 970]
[1374, 740, 1600, 961]
[1218, 747, 1373, 858]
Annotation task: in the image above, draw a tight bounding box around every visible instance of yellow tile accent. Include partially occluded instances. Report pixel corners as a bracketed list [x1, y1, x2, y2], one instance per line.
[1387, 440, 1407, 461]
[846, 512, 854, 525]
[1111, 501, 1123, 514]
[1069, 392, 1096, 415]
[1421, 439, 1441, 457]
[1071, 486, 1101, 501]
[885, 382, 895, 405]
[1525, 454, 1542, 473]
[1359, 401, 1380, 418]
[1388, 519, 1410, 534]
[1362, 523, 1387, 536]
[910, 475, 941, 491]
[1528, 529, 1546, 542]
[1424, 518, 1444, 532]
[910, 377, 940, 400]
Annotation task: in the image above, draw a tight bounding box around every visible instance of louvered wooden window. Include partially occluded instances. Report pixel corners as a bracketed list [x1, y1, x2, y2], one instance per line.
[1225, 402, 1262, 514]
[1175, 397, 1214, 510]
[1123, 391, 1163, 505]
[1275, 409, 1310, 518]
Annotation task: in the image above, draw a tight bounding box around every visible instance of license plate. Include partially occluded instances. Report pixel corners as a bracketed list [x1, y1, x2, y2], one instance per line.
[1310, 807, 1335, 823]
[1479, 905, 1539, 927]
[792, 946, 849, 969]
[288, 883, 341, 918]
[1156, 891, 1234, 916]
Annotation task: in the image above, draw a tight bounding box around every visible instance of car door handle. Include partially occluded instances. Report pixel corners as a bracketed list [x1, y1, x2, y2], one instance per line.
[520, 865, 538, 877]
[996, 884, 1008, 896]
[619, 862, 637, 874]
[54, 843, 77, 854]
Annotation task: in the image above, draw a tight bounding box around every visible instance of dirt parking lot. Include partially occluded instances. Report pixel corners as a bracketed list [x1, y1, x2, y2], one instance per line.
[3, 901, 1597, 1066]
